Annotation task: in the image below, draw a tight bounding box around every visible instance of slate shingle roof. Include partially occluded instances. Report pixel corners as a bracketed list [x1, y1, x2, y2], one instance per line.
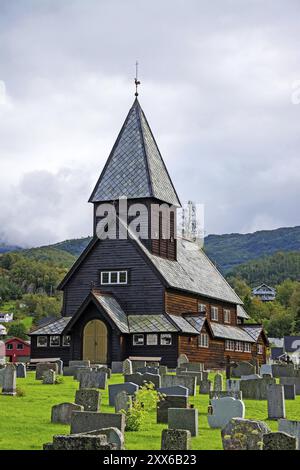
[284, 336, 300, 352]
[210, 323, 256, 342]
[237, 305, 250, 319]
[168, 314, 199, 334]
[128, 314, 178, 333]
[92, 292, 129, 333]
[30, 317, 72, 335]
[89, 99, 180, 207]
[241, 324, 263, 342]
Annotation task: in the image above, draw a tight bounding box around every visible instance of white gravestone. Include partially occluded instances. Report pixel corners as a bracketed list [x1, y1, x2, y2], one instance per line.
[207, 396, 245, 429]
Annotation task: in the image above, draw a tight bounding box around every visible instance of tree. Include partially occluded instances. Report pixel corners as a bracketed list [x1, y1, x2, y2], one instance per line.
[7, 322, 28, 340]
[276, 279, 298, 307]
[228, 277, 252, 299]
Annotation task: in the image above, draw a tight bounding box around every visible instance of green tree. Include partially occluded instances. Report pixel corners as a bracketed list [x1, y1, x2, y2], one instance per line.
[276, 279, 299, 307]
[7, 322, 28, 340]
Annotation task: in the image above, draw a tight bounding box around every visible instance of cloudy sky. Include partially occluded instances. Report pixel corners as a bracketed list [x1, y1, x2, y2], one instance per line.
[0, 0, 300, 247]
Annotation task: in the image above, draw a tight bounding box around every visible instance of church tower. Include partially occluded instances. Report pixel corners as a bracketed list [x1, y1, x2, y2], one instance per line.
[89, 98, 181, 260]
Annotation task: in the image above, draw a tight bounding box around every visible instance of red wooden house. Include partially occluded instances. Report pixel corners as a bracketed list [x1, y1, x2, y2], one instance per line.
[5, 337, 31, 363]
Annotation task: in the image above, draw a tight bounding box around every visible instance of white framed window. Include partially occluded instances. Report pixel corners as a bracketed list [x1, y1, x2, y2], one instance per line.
[244, 342, 251, 353]
[225, 339, 235, 351]
[224, 309, 231, 324]
[198, 333, 209, 348]
[146, 334, 158, 346]
[6, 343, 13, 350]
[100, 270, 128, 285]
[17, 343, 24, 350]
[198, 302, 206, 313]
[160, 333, 172, 346]
[133, 334, 144, 346]
[49, 335, 60, 347]
[62, 335, 71, 347]
[257, 344, 263, 355]
[211, 306, 218, 321]
[37, 336, 47, 348]
[235, 341, 244, 352]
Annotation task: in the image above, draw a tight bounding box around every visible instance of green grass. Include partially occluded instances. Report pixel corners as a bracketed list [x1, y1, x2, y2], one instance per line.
[0, 372, 300, 450]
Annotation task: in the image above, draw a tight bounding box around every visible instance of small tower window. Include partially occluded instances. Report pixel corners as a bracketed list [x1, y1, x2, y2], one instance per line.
[132, 334, 144, 346]
[101, 270, 128, 285]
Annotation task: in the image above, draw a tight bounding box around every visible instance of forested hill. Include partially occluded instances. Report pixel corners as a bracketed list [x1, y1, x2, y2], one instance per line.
[204, 226, 300, 272]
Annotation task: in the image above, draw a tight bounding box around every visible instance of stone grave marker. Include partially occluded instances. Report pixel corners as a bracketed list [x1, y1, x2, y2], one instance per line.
[36, 362, 58, 380]
[240, 374, 261, 381]
[177, 354, 189, 367]
[232, 361, 255, 378]
[51, 402, 83, 424]
[240, 377, 276, 400]
[226, 379, 240, 392]
[136, 366, 158, 375]
[44, 433, 117, 450]
[279, 419, 300, 448]
[122, 359, 133, 375]
[260, 364, 272, 377]
[157, 385, 189, 397]
[207, 397, 245, 429]
[43, 369, 56, 384]
[131, 360, 146, 373]
[159, 366, 168, 376]
[157, 395, 188, 423]
[161, 375, 196, 396]
[263, 432, 297, 450]
[115, 391, 132, 413]
[108, 382, 139, 406]
[79, 371, 107, 390]
[177, 370, 203, 385]
[168, 408, 198, 437]
[213, 373, 223, 391]
[1, 363, 16, 396]
[272, 364, 295, 378]
[209, 390, 242, 400]
[199, 379, 212, 394]
[16, 363, 26, 379]
[55, 359, 63, 375]
[111, 362, 123, 373]
[70, 411, 125, 435]
[161, 429, 191, 450]
[280, 377, 300, 394]
[75, 388, 101, 412]
[283, 384, 296, 400]
[221, 418, 271, 450]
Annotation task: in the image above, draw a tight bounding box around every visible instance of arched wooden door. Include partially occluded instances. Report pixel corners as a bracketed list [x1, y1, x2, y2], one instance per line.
[83, 319, 108, 364]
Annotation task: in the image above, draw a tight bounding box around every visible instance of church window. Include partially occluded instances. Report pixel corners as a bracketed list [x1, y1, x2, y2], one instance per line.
[37, 336, 47, 347]
[160, 334, 172, 345]
[146, 334, 158, 345]
[101, 270, 128, 285]
[211, 306, 219, 321]
[133, 334, 144, 346]
[198, 333, 209, 348]
[50, 336, 60, 347]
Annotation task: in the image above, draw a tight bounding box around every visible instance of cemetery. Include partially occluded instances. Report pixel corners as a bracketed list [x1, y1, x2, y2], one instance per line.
[1, 358, 300, 450]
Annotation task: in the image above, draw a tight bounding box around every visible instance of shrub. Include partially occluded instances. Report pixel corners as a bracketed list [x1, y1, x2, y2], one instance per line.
[16, 386, 25, 397]
[124, 382, 161, 432]
[54, 376, 64, 385]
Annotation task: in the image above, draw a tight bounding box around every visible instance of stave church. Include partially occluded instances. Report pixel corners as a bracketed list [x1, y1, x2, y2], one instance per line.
[30, 89, 268, 368]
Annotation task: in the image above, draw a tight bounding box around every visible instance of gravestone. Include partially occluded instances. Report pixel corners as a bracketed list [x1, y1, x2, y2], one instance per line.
[44, 433, 117, 450]
[123, 359, 133, 375]
[43, 369, 56, 384]
[69, 360, 90, 368]
[232, 361, 255, 378]
[213, 373, 223, 392]
[283, 384, 296, 400]
[1, 363, 16, 395]
[115, 391, 132, 413]
[159, 366, 168, 376]
[16, 363, 26, 378]
[108, 382, 139, 406]
[79, 371, 107, 390]
[124, 372, 161, 389]
[161, 429, 191, 450]
[157, 386, 189, 397]
[55, 359, 63, 375]
[177, 354, 189, 367]
[75, 388, 101, 412]
[84, 427, 124, 450]
[136, 366, 158, 375]
[263, 432, 297, 450]
[111, 362, 123, 373]
[157, 395, 188, 423]
[0, 367, 5, 388]
[280, 377, 300, 395]
[161, 375, 196, 396]
[207, 397, 245, 429]
[36, 363, 58, 380]
[260, 364, 272, 377]
[96, 366, 111, 379]
[199, 379, 212, 394]
[279, 419, 300, 448]
[272, 364, 295, 378]
[131, 360, 146, 373]
[75, 367, 93, 381]
[240, 374, 261, 381]
[240, 377, 276, 400]
[221, 418, 271, 450]
[226, 379, 240, 393]
[209, 390, 242, 400]
[51, 402, 83, 424]
[177, 370, 203, 385]
[70, 411, 126, 435]
[168, 408, 198, 437]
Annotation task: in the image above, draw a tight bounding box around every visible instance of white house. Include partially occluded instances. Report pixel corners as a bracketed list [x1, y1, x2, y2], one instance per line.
[0, 324, 7, 336]
[0, 313, 14, 323]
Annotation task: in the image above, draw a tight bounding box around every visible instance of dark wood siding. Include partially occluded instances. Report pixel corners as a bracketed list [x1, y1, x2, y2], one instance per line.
[125, 333, 178, 368]
[62, 238, 165, 317]
[30, 336, 71, 365]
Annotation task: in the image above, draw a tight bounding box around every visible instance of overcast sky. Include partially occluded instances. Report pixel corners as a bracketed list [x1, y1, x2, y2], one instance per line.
[0, 0, 300, 247]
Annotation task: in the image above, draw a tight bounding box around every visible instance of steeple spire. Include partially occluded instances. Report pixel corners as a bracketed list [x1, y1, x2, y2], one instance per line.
[134, 61, 141, 97]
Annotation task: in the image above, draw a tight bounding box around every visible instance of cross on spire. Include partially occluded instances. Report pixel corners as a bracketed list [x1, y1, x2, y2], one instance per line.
[134, 61, 141, 97]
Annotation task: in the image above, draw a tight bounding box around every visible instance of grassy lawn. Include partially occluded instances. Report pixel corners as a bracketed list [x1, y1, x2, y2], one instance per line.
[0, 372, 300, 450]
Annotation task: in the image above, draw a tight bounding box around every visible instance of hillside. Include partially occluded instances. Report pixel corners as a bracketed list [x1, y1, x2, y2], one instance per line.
[204, 226, 300, 272]
[227, 251, 300, 286]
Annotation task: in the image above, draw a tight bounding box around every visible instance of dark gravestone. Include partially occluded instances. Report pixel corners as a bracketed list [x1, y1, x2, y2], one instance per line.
[44, 434, 116, 450]
[240, 377, 276, 400]
[221, 418, 271, 450]
[157, 395, 188, 423]
[36, 363, 58, 380]
[283, 384, 296, 400]
[168, 408, 198, 437]
[280, 377, 300, 395]
[16, 363, 26, 379]
[75, 388, 101, 412]
[157, 386, 189, 397]
[263, 432, 297, 450]
[70, 411, 125, 435]
[161, 429, 191, 450]
[108, 382, 139, 406]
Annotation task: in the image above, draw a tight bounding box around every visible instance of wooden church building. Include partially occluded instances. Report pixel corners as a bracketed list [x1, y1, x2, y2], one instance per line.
[30, 96, 268, 368]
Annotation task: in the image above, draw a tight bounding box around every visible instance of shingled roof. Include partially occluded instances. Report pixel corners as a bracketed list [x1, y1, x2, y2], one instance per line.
[89, 98, 180, 207]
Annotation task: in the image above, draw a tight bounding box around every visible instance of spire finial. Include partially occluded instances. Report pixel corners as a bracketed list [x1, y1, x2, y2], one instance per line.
[134, 61, 141, 97]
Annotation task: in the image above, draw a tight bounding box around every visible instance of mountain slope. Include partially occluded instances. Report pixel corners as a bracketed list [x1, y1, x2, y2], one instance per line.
[204, 226, 300, 272]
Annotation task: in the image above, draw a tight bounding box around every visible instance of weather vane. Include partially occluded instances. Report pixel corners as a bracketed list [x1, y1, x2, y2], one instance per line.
[134, 61, 141, 97]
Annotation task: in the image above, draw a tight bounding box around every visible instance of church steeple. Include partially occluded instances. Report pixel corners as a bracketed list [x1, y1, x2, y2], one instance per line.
[89, 98, 181, 207]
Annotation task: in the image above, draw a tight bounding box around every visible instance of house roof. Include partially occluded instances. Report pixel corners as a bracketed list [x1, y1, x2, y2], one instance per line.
[284, 336, 300, 353]
[4, 337, 30, 346]
[210, 322, 256, 343]
[89, 99, 180, 207]
[252, 284, 276, 294]
[30, 317, 72, 335]
[271, 347, 284, 360]
[92, 292, 129, 333]
[237, 305, 250, 320]
[241, 324, 263, 342]
[167, 314, 200, 334]
[128, 314, 178, 333]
